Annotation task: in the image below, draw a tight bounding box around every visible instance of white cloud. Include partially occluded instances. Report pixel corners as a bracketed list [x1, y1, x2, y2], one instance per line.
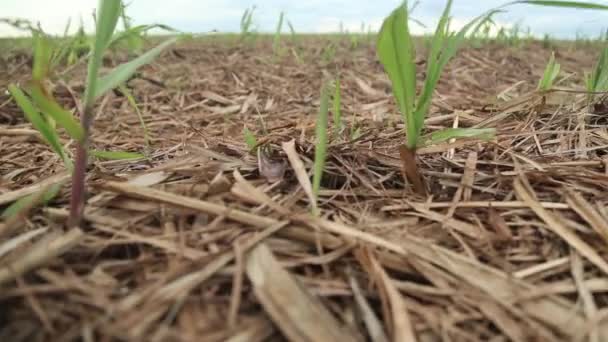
[1, 0, 97, 36]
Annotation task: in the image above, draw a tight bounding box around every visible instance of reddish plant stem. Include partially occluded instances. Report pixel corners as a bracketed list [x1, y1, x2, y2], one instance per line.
[399, 144, 427, 196]
[67, 104, 93, 228]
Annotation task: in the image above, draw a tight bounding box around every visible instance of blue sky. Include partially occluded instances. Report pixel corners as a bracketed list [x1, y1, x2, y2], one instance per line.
[2, 0, 608, 38]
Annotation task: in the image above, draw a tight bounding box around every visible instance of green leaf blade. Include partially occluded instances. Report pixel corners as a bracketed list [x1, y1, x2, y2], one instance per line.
[312, 82, 330, 203]
[32, 32, 52, 81]
[332, 78, 342, 135]
[1, 183, 63, 219]
[243, 127, 258, 151]
[28, 84, 84, 142]
[94, 37, 178, 100]
[8, 84, 71, 169]
[377, 2, 418, 148]
[90, 150, 144, 160]
[511, 0, 608, 10]
[94, 0, 122, 52]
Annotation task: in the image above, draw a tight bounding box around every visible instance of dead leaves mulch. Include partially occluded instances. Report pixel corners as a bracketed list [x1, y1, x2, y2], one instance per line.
[1, 37, 608, 341]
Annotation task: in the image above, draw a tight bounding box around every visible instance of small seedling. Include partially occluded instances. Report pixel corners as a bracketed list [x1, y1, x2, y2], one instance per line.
[312, 82, 330, 214]
[243, 126, 258, 151]
[118, 85, 151, 148]
[273, 12, 285, 58]
[332, 78, 344, 136]
[585, 47, 608, 103]
[542, 33, 553, 49]
[287, 20, 303, 63]
[321, 43, 336, 64]
[7, 0, 177, 227]
[538, 52, 561, 92]
[377, 0, 496, 193]
[240, 6, 256, 41]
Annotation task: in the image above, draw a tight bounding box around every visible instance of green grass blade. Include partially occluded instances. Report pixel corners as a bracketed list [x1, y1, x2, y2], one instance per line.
[312, 82, 330, 206]
[90, 150, 144, 160]
[415, 0, 453, 135]
[377, 2, 417, 148]
[1, 182, 63, 219]
[332, 78, 342, 135]
[28, 84, 84, 141]
[108, 24, 177, 50]
[538, 52, 560, 91]
[32, 32, 51, 81]
[592, 48, 608, 91]
[510, 0, 608, 10]
[94, 0, 122, 52]
[94, 37, 178, 100]
[423, 127, 495, 146]
[118, 85, 150, 147]
[415, 9, 499, 140]
[288, 20, 297, 41]
[273, 12, 284, 57]
[8, 84, 71, 169]
[84, 0, 122, 107]
[243, 126, 258, 151]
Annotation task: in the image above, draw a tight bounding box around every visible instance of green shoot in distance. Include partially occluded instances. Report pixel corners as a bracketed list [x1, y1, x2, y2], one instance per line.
[585, 47, 608, 103]
[538, 52, 561, 92]
[273, 12, 285, 58]
[332, 78, 343, 136]
[240, 6, 256, 41]
[312, 82, 330, 214]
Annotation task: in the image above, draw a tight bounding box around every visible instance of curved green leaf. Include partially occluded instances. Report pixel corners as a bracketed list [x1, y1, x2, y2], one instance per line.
[94, 0, 122, 52]
[90, 150, 144, 160]
[118, 84, 150, 146]
[2, 182, 63, 219]
[510, 0, 608, 10]
[377, 2, 417, 148]
[93, 37, 178, 100]
[28, 83, 84, 142]
[32, 32, 52, 81]
[8, 84, 71, 169]
[538, 52, 561, 91]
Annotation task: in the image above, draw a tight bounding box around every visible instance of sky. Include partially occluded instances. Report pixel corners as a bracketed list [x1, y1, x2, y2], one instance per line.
[1, 0, 608, 39]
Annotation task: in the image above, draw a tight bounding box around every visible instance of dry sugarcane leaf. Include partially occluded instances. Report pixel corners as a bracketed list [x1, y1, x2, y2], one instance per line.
[282, 139, 316, 211]
[0, 228, 83, 286]
[564, 187, 608, 245]
[514, 178, 608, 276]
[349, 275, 389, 342]
[246, 243, 357, 342]
[357, 248, 417, 342]
[298, 214, 608, 340]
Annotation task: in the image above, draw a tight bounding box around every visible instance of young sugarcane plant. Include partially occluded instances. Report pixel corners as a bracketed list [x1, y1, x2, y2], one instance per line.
[70, 0, 177, 227]
[272, 11, 285, 58]
[7, 0, 178, 227]
[377, 0, 496, 194]
[585, 47, 608, 105]
[538, 52, 561, 92]
[312, 81, 330, 215]
[533, 51, 561, 112]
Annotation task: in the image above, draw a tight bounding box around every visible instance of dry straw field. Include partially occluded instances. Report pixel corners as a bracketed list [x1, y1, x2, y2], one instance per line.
[2, 1, 608, 341]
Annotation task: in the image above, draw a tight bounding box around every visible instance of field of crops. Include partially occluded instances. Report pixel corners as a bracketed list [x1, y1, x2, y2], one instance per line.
[2, 1, 608, 341]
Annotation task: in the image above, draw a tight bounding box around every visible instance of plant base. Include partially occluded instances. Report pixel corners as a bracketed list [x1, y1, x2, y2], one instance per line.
[399, 144, 426, 196]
